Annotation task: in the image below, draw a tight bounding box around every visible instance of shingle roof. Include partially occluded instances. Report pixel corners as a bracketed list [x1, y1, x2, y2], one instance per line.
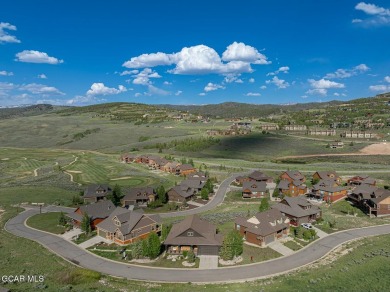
[235, 209, 289, 237]
[248, 170, 271, 181]
[178, 164, 196, 171]
[182, 178, 206, 190]
[83, 184, 112, 198]
[352, 185, 378, 199]
[277, 179, 290, 190]
[122, 187, 155, 201]
[169, 185, 195, 199]
[77, 200, 115, 220]
[272, 197, 321, 218]
[312, 179, 346, 193]
[242, 181, 267, 193]
[164, 215, 223, 246]
[284, 171, 304, 181]
[315, 171, 339, 180]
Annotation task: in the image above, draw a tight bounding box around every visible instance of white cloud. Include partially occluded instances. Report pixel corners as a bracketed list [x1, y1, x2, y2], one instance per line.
[0, 82, 16, 92]
[86, 83, 127, 96]
[199, 92, 206, 96]
[120, 70, 139, 76]
[204, 82, 225, 92]
[175, 90, 183, 96]
[221, 42, 270, 64]
[355, 2, 390, 16]
[37, 74, 47, 79]
[267, 66, 290, 76]
[301, 95, 308, 99]
[123, 42, 270, 75]
[132, 68, 161, 86]
[306, 78, 344, 96]
[146, 85, 170, 96]
[334, 92, 340, 96]
[134, 93, 142, 97]
[354, 2, 390, 26]
[0, 70, 13, 76]
[15, 50, 63, 64]
[163, 81, 172, 85]
[325, 64, 370, 79]
[260, 85, 267, 90]
[385, 76, 390, 83]
[65, 95, 106, 106]
[0, 22, 20, 43]
[19, 83, 65, 96]
[266, 76, 290, 89]
[369, 76, 390, 92]
[249, 78, 255, 83]
[245, 92, 261, 96]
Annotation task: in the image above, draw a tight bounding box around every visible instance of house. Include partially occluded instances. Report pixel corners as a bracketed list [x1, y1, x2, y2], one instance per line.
[96, 207, 161, 245]
[272, 197, 322, 226]
[148, 156, 169, 170]
[277, 179, 307, 197]
[234, 209, 290, 247]
[312, 171, 341, 184]
[311, 179, 348, 202]
[248, 170, 273, 183]
[340, 131, 378, 139]
[307, 129, 336, 136]
[347, 175, 376, 187]
[283, 125, 307, 131]
[366, 189, 390, 217]
[260, 124, 279, 131]
[181, 178, 206, 193]
[82, 184, 112, 203]
[121, 187, 156, 208]
[162, 161, 181, 173]
[242, 181, 267, 198]
[67, 200, 115, 230]
[280, 170, 305, 184]
[187, 171, 208, 182]
[176, 164, 197, 176]
[164, 215, 223, 255]
[348, 184, 378, 205]
[120, 153, 137, 163]
[167, 184, 196, 203]
[330, 141, 344, 149]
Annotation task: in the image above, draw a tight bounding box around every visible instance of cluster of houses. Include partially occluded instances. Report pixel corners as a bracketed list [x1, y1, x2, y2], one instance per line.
[120, 154, 197, 177]
[207, 122, 252, 136]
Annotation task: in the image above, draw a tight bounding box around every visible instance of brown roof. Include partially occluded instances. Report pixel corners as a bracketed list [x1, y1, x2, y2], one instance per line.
[67, 200, 115, 222]
[314, 171, 340, 180]
[272, 197, 321, 218]
[312, 179, 347, 193]
[283, 170, 305, 181]
[242, 181, 267, 193]
[248, 170, 271, 181]
[164, 215, 223, 246]
[83, 184, 112, 198]
[235, 209, 289, 237]
[168, 184, 195, 199]
[122, 187, 155, 201]
[177, 164, 195, 171]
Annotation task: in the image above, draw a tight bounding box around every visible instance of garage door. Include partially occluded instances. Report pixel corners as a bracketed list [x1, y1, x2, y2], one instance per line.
[198, 245, 219, 255]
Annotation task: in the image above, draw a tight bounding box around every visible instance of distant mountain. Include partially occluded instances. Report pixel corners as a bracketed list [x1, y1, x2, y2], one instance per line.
[0, 104, 65, 120]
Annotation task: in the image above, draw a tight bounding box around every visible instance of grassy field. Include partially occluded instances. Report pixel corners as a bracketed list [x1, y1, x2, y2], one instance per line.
[27, 212, 66, 234]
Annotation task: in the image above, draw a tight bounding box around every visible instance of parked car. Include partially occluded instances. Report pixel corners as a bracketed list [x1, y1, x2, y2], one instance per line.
[301, 223, 313, 229]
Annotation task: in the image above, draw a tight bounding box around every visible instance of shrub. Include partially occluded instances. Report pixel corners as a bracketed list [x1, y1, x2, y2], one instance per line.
[182, 250, 188, 258]
[187, 250, 196, 263]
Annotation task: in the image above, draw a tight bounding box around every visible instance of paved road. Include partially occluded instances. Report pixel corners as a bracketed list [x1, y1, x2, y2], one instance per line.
[5, 205, 390, 283]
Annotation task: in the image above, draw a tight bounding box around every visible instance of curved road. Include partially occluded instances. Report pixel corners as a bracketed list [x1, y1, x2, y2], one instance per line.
[5, 172, 390, 283]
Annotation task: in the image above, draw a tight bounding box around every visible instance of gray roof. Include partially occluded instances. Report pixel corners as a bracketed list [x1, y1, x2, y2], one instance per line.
[315, 171, 340, 180]
[370, 189, 390, 204]
[122, 187, 155, 201]
[248, 170, 271, 181]
[67, 200, 115, 221]
[277, 179, 290, 190]
[187, 172, 208, 181]
[181, 178, 206, 190]
[169, 184, 195, 199]
[312, 179, 346, 193]
[83, 184, 112, 198]
[164, 215, 223, 246]
[235, 209, 289, 237]
[283, 170, 305, 181]
[177, 164, 195, 171]
[96, 207, 161, 235]
[242, 181, 267, 193]
[352, 185, 378, 200]
[272, 197, 321, 218]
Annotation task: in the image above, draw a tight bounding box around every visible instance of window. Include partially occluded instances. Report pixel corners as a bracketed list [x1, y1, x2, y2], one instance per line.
[187, 231, 194, 237]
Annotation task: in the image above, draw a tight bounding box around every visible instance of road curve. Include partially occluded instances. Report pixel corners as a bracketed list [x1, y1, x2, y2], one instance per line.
[5, 205, 390, 283]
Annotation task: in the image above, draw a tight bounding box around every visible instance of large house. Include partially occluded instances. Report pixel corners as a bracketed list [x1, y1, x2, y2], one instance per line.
[347, 175, 376, 187]
[164, 215, 223, 256]
[96, 208, 161, 245]
[242, 181, 267, 198]
[234, 209, 290, 247]
[311, 179, 348, 202]
[277, 179, 308, 197]
[67, 200, 115, 230]
[82, 184, 112, 203]
[167, 184, 196, 203]
[148, 156, 169, 170]
[176, 164, 197, 176]
[235, 170, 273, 185]
[280, 170, 305, 184]
[366, 189, 390, 217]
[312, 171, 341, 184]
[348, 184, 378, 205]
[121, 187, 156, 208]
[272, 197, 322, 226]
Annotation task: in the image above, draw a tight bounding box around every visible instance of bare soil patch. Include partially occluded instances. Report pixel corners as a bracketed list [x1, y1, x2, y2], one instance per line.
[360, 143, 390, 155]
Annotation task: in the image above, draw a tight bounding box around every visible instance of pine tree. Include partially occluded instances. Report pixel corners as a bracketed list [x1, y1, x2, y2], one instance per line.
[200, 188, 209, 200]
[147, 233, 161, 259]
[58, 211, 67, 226]
[259, 197, 270, 212]
[81, 213, 91, 234]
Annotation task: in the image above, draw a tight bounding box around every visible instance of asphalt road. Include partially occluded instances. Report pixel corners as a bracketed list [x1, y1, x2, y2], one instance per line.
[5, 204, 390, 283]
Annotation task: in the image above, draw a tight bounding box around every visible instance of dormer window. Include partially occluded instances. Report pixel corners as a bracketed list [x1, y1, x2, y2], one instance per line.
[114, 218, 120, 226]
[187, 231, 194, 237]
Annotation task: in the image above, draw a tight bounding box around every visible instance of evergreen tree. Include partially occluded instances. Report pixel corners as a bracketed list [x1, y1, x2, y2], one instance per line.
[81, 213, 91, 234]
[156, 185, 167, 204]
[259, 197, 270, 212]
[108, 184, 122, 206]
[200, 188, 209, 200]
[161, 224, 172, 241]
[58, 211, 67, 226]
[188, 158, 194, 166]
[147, 233, 161, 259]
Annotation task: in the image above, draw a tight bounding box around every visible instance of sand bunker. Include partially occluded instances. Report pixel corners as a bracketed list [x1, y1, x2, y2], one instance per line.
[67, 170, 82, 173]
[360, 143, 390, 155]
[1, 158, 10, 160]
[110, 176, 133, 180]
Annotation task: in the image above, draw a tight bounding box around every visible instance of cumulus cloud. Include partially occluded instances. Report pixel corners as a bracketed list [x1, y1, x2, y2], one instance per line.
[266, 76, 290, 89]
[0, 22, 20, 43]
[131, 68, 161, 86]
[175, 90, 183, 96]
[245, 92, 261, 96]
[19, 83, 65, 96]
[15, 50, 63, 64]
[385, 76, 390, 83]
[120, 70, 139, 76]
[267, 66, 290, 76]
[325, 64, 370, 79]
[306, 78, 345, 96]
[354, 2, 390, 26]
[123, 42, 270, 75]
[163, 81, 172, 85]
[260, 85, 267, 90]
[204, 82, 225, 92]
[369, 76, 390, 92]
[249, 78, 255, 83]
[86, 83, 127, 96]
[37, 74, 47, 79]
[0, 70, 13, 76]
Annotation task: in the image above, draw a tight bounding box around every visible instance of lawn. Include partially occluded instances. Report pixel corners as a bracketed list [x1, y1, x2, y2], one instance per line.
[283, 240, 302, 251]
[26, 212, 66, 234]
[224, 190, 263, 203]
[237, 244, 282, 265]
[73, 231, 97, 244]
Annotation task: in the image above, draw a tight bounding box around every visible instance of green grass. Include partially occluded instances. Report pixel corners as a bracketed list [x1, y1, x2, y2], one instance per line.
[283, 240, 302, 251]
[73, 231, 97, 244]
[238, 244, 282, 265]
[26, 212, 66, 234]
[224, 190, 263, 203]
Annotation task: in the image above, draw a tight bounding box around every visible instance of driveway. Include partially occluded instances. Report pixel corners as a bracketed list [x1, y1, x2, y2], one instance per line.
[61, 228, 83, 240]
[5, 206, 390, 283]
[199, 255, 219, 269]
[268, 240, 294, 256]
[313, 226, 328, 238]
[78, 235, 110, 249]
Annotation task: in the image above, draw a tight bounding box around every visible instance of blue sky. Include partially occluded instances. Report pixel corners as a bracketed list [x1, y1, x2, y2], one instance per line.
[0, 0, 389, 106]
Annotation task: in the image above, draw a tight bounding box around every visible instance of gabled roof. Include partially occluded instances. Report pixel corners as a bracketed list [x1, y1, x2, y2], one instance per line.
[312, 179, 346, 193]
[352, 185, 378, 199]
[235, 209, 289, 237]
[187, 171, 208, 181]
[272, 196, 321, 218]
[370, 189, 390, 204]
[283, 170, 305, 181]
[248, 170, 271, 181]
[277, 179, 290, 190]
[68, 200, 115, 221]
[164, 215, 223, 246]
[182, 178, 206, 190]
[122, 187, 155, 201]
[314, 171, 340, 180]
[83, 184, 112, 198]
[169, 185, 194, 198]
[242, 181, 267, 193]
[177, 164, 196, 171]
